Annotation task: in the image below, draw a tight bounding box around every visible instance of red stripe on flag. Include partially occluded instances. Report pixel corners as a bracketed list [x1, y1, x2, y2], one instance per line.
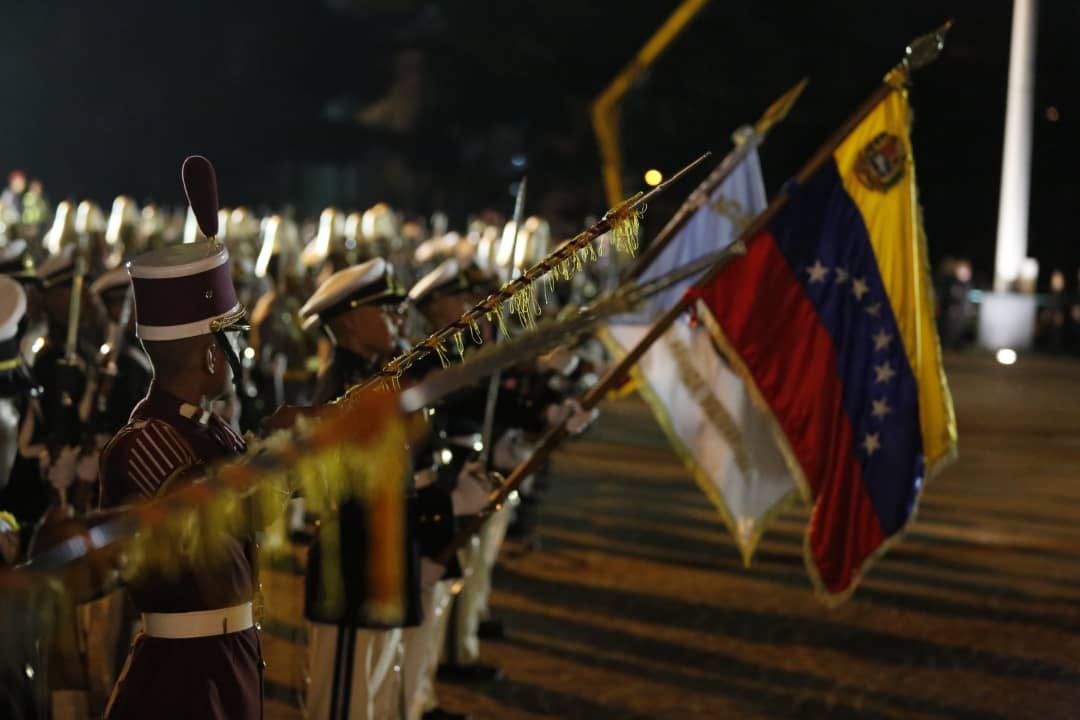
[694, 229, 885, 592]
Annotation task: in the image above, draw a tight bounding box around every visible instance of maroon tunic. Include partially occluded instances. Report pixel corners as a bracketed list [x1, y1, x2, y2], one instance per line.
[99, 383, 262, 720]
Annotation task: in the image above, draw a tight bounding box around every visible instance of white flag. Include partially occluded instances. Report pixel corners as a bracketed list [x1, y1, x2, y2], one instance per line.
[604, 139, 796, 563]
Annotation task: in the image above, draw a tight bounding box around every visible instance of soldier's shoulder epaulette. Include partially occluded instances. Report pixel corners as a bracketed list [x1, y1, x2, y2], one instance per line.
[101, 418, 199, 500]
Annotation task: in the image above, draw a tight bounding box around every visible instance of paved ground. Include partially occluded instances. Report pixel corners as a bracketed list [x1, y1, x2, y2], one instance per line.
[264, 352, 1080, 719]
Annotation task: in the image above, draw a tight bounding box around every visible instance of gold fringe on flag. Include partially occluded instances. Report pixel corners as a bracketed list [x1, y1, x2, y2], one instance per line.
[340, 181, 667, 396]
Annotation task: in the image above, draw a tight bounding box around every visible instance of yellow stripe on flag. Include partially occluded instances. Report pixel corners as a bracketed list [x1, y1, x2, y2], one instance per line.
[832, 87, 957, 472]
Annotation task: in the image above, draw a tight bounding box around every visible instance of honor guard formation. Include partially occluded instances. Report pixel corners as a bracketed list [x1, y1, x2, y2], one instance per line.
[0, 153, 605, 720]
[8, 14, 1077, 720]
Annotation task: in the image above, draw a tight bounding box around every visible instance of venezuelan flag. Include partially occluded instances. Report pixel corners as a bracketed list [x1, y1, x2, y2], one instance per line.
[689, 78, 957, 604]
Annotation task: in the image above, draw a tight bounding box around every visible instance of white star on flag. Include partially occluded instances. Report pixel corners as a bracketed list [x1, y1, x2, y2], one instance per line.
[863, 432, 881, 456]
[871, 397, 892, 419]
[834, 267, 849, 283]
[872, 328, 894, 351]
[805, 259, 829, 283]
[865, 302, 882, 317]
[851, 277, 869, 301]
[874, 362, 896, 383]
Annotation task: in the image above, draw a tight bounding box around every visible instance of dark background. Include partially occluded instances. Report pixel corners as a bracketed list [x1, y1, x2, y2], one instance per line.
[0, 0, 1075, 288]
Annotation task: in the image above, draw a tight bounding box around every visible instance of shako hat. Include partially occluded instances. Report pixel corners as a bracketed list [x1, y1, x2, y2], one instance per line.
[127, 242, 245, 340]
[126, 156, 246, 341]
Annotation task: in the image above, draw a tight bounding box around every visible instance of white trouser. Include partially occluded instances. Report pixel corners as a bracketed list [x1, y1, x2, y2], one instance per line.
[452, 501, 513, 664]
[306, 623, 403, 720]
[400, 580, 453, 720]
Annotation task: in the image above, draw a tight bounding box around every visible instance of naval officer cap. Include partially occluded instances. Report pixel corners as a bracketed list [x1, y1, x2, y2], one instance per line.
[90, 266, 131, 304]
[0, 276, 27, 369]
[36, 246, 77, 289]
[299, 257, 406, 327]
[408, 257, 494, 306]
[0, 240, 36, 281]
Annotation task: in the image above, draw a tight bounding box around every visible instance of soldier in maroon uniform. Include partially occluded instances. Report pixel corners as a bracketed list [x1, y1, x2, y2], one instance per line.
[98, 239, 261, 720]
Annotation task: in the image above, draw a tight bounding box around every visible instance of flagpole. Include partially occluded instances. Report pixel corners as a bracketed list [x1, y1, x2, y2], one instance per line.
[340, 152, 711, 397]
[644, 20, 953, 305]
[476, 177, 527, 472]
[436, 20, 953, 566]
[624, 77, 808, 282]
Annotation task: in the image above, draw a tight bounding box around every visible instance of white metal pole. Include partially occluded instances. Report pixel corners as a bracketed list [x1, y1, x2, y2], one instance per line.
[993, 0, 1039, 292]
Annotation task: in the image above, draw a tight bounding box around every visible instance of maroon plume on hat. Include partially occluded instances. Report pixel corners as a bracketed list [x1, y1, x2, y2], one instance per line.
[181, 155, 219, 238]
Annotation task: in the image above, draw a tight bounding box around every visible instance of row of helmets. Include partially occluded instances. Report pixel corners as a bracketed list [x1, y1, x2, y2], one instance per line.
[295, 203, 401, 270]
[410, 214, 552, 284]
[40, 199, 414, 278]
[41, 196, 186, 270]
[38, 195, 555, 288]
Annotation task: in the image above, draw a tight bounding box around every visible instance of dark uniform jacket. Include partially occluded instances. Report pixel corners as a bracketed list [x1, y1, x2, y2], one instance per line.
[99, 383, 262, 720]
[5, 330, 92, 525]
[305, 346, 452, 628]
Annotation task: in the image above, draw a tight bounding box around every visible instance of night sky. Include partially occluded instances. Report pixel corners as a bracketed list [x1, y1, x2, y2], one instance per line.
[0, 0, 1075, 288]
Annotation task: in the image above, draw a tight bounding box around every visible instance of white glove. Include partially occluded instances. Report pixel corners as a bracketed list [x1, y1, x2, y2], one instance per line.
[413, 468, 436, 489]
[46, 446, 79, 491]
[451, 461, 493, 516]
[564, 399, 599, 436]
[76, 451, 99, 484]
[491, 429, 534, 474]
[286, 497, 306, 534]
[420, 557, 446, 589]
[537, 346, 580, 376]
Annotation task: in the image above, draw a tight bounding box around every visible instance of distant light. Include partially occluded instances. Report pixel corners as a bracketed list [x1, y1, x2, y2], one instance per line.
[99, 343, 111, 355]
[440, 448, 453, 465]
[243, 347, 256, 360]
[644, 169, 663, 187]
[1046, 106, 1060, 122]
[31, 336, 45, 354]
[996, 348, 1018, 365]
[511, 154, 527, 168]
[472, 440, 484, 453]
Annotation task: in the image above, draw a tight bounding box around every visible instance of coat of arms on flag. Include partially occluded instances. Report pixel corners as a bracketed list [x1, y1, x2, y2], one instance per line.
[687, 76, 957, 604]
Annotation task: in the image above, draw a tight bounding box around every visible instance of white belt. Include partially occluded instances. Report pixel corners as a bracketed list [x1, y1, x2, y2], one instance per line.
[142, 602, 254, 639]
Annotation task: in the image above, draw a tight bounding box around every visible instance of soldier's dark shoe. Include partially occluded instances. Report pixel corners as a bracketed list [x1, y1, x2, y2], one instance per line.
[422, 708, 469, 720]
[437, 662, 502, 683]
[478, 619, 505, 639]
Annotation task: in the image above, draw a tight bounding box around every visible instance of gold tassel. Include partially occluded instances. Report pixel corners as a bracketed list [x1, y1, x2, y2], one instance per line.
[433, 339, 449, 368]
[487, 307, 510, 339]
[452, 330, 465, 358]
[533, 281, 544, 319]
[509, 284, 537, 330]
[468, 317, 483, 345]
[607, 203, 642, 256]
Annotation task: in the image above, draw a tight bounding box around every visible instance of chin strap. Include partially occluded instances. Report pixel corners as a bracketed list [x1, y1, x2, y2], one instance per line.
[213, 331, 245, 397]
